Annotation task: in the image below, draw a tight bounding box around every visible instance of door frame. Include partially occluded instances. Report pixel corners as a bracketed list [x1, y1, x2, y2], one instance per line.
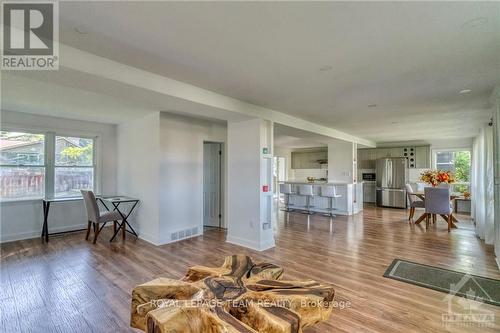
[203, 141, 224, 228]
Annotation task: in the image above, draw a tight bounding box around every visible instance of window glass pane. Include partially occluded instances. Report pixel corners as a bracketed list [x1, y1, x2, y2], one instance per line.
[434, 150, 471, 193]
[55, 136, 93, 166]
[452, 151, 471, 183]
[0, 167, 45, 199]
[55, 167, 93, 197]
[0, 131, 44, 165]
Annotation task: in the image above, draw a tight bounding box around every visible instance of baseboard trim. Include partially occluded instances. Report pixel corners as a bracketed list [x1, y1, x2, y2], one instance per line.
[0, 223, 87, 244]
[226, 235, 275, 252]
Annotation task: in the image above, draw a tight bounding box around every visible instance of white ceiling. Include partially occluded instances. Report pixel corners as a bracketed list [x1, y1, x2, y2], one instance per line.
[3, 2, 499, 143]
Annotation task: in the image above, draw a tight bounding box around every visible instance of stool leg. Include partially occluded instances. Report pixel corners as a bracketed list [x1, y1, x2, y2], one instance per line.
[329, 197, 333, 217]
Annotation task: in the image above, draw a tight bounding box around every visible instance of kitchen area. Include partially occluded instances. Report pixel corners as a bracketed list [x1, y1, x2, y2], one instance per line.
[273, 124, 364, 216]
[358, 146, 431, 207]
[274, 122, 434, 215]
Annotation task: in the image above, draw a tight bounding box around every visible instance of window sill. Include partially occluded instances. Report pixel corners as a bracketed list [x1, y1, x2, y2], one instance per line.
[0, 198, 44, 204]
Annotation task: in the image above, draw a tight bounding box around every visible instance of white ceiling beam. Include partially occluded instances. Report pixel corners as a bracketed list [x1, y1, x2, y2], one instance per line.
[60, 44, 375, 147]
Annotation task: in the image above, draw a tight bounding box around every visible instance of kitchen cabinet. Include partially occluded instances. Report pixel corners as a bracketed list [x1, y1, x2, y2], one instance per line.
[415, 146, 430, 168]
[291, 149, 327, 169]
[376, 148, 389, 159]
[357, 145, 431, 170]
[359, 149, 377, 169]
[363, 182, 376, 203]
[357, 149, 369, 169]
[388, 147, 403, 157]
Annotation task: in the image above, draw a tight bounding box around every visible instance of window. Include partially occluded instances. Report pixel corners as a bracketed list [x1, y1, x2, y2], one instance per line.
[434, 150, 471, 193]
[0, 131, 45, 199]
[54, 136, 94, 197]
[0, 131, 96, 201]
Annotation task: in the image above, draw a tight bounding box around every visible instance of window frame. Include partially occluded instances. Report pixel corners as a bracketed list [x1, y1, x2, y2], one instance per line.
[0, 129, 47, 201]
[0, 125, 100, 202]
[53, 134, 96, 198]
[431, 147, 472, 192]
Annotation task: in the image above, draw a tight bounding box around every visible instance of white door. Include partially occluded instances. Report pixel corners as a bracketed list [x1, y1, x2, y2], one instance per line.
[203, 143, 221, 227]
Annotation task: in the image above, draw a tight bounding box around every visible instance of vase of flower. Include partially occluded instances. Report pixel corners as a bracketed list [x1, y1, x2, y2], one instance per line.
[419, 170, 455, 187]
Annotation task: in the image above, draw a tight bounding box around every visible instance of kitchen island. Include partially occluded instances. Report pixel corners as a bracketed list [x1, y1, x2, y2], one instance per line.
[280, 181, 363, 215]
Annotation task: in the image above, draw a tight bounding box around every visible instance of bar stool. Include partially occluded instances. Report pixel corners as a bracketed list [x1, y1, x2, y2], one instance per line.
[321, 185, 341, 217]
[298, 185, 315, 215]
[279, 183, 295, 212]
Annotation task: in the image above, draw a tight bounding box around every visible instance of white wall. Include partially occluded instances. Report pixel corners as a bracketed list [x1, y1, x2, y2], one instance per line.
[328, 139, 354, 183]
[227, 118, 275, 251]
[159, 112, 227, 243]
[292, 169, 327, 181]
[117, 112, 161, 245]
[0, 110, 117, 243]
[273, 146, 294, 180]
[430, 138, 473, 150]
[116, 111, 227, 245]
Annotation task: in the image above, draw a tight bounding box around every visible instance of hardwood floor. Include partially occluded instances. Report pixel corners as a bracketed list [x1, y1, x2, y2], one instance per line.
[1, 205, 499, 332]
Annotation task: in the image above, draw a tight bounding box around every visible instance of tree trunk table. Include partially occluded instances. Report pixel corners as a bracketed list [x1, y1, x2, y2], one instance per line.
[131, 255, 335, 333]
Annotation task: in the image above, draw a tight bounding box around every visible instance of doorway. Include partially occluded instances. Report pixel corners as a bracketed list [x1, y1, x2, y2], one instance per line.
[273, 156, 286, 196]
[203, 142, 222, 228]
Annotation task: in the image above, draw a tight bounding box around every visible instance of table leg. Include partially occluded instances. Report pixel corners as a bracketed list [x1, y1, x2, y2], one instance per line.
[439, 214, 458, 229]
[109, 222, 123, 242]
[42, 201, 50, 242]
[122, 219, 126, 240]
[414, 213, 427, 225]
[105, 200, 139, 242]
[41, 201, 46, 238]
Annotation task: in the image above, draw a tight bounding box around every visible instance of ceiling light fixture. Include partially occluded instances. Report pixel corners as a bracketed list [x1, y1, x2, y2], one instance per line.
[459, 89, 472, 94]
[461, 17, 488, 29]
[318, 65, 332, 72]
[74, 27, 89, 35]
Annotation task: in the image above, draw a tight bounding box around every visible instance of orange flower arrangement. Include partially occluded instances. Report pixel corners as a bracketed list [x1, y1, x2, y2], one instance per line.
[420, 170, 455, 187]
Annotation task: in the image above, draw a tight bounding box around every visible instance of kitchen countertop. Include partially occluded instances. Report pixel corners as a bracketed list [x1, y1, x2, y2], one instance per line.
[280, 180, 362, 185]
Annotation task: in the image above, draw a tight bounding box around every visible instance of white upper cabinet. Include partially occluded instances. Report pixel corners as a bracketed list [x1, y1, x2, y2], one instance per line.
[415, 146, 430, 168]
[357, 146, 430, 169]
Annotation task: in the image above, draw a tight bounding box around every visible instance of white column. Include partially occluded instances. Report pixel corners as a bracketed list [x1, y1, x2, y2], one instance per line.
[327, 139, 355, 183]
[227, 118, 275, 251]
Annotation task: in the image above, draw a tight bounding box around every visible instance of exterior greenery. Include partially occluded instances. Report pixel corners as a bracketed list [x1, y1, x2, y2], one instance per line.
[452, 151, 471, 193]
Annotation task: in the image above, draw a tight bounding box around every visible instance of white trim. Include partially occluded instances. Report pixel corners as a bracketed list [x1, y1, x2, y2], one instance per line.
[0, 125, 100, 201]
[226, 234, 275, 252]
[431, 147, 472, 169]
[0, 223, 87, 244]
[45, 132, 55, 198]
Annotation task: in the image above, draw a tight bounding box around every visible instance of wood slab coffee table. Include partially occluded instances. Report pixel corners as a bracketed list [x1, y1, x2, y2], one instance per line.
[131, 255, 335, 333]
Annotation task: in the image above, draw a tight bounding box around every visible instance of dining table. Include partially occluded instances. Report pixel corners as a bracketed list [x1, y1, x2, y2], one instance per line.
[410, 191, 463, 228]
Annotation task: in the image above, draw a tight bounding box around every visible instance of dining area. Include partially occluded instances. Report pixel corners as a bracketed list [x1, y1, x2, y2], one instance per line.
[405, 170, 470, 232]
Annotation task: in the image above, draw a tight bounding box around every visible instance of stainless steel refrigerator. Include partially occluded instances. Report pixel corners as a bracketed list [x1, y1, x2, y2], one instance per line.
[376, 157, 408, 208]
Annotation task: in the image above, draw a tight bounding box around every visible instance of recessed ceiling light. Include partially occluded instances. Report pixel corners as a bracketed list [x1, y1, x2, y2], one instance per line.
[74, 27, 89, 35]
[319, 65, 332, 72]
[459, 89, 472, 94]
[368, 104, 377, 108]
[461, 17, 488, 29]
